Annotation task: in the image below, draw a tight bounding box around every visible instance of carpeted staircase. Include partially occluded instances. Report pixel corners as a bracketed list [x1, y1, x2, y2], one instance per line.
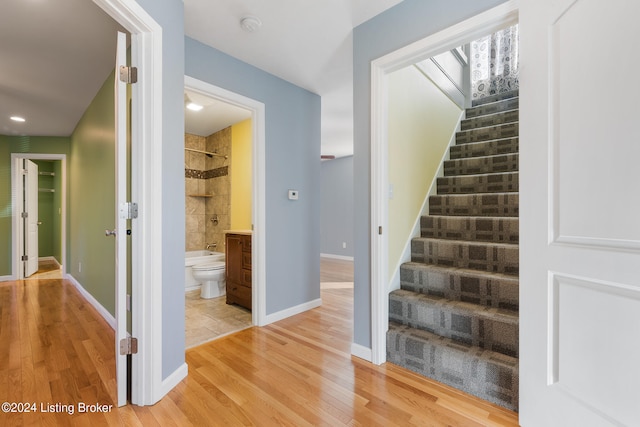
[387, 90, 520, 411]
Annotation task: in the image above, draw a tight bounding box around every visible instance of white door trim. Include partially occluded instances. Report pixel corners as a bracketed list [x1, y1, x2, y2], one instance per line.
[11, 153, 67, 281]
[368, 1, 519, 364]
[92, 0, 163, 406]
[184, 75, 267, 327]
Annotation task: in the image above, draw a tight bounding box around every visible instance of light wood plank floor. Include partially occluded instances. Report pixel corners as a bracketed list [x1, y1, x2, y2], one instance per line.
[0, 277, 519, 426]
[320, 257, 354, 283]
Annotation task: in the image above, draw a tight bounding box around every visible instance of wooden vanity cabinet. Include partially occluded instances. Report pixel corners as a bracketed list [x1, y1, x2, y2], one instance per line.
[225, 233, 252, 310]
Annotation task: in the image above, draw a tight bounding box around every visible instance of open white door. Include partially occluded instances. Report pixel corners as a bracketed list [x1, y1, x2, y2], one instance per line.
[114, 30, 128, 407]
[520, 0, 640, 425]
[24, 159, 39, 277]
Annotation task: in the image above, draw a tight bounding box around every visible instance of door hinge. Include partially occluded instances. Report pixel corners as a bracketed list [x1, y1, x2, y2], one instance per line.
[119, 202, 138, 219]
[120, 337, 138, 355]
[379, 226, 383, 235]
[119, 65, 138, 84]
[21, 255, 28, 261]
[21, 212, 28, 218]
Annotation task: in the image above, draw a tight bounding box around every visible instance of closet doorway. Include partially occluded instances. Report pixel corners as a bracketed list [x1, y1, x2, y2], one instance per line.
[11, 153, 67, 280]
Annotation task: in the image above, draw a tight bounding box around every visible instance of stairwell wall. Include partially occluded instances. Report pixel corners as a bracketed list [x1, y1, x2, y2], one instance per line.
[387, 65, 462, 285]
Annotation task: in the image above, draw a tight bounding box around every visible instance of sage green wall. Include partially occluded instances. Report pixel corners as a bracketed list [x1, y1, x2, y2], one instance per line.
[69, 69, 116, 315]
[0, 135, 71, 277]
[0, 136, 10, 276]
[33, 160, 55, 258]
[387, 65, 462, 281]
[53, 160, 62, 263]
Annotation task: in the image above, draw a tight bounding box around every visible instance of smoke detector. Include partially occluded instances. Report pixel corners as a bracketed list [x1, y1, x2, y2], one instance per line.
[240, 16, 262, 33]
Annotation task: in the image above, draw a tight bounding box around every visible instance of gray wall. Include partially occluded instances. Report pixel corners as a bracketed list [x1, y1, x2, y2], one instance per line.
[320, 156, 354, 258]
[352, 0, 508, 348]
[185, 38, 321, 315]
[134, 0, 186, 380]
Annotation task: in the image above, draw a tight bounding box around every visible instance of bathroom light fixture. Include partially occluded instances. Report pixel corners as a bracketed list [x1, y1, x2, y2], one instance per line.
[10, 116, 25, 122]
[186, 102, 203, 111]
[240, 16, 262, 33]
[184, 93, 203, 111]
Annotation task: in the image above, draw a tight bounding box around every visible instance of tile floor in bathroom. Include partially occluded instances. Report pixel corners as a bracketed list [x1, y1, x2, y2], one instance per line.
[185, 291, 252, 348]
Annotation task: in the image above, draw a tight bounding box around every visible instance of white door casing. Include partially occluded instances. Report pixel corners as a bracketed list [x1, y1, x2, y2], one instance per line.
[520, 0, 640, 425]
[114, 30, 128, 407]
[25, 159, 39, 277]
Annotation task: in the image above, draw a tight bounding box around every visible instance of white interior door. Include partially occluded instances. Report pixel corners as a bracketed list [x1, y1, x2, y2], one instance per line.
[25, 159, 39, 277]
[114, 30, 128, 407]
[520, 0, 640, 425]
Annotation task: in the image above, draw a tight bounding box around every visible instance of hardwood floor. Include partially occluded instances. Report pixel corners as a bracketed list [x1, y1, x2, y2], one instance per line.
[320, 256, 354, 284]
[0, 276, 519, 426]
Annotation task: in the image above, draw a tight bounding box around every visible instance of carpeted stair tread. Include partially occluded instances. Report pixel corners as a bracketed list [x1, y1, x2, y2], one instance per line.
[388, 90, 520, 411]
[449, 138, 519, 160]
[411, 238, 519, 275]
[421, 215, 519, 244]
[461, 109, 519, 131]
[437, 171, 518, 194]
[389, 289, 519, 357]
[444, 153, 518, 176]
[465, 96, 519, 119]
[471, 90, 519, 107]
[400, 262, 519, 310]
[387, 322, 519, 411]
[456, 122, 519, 145]
[429, 193, 519, 217]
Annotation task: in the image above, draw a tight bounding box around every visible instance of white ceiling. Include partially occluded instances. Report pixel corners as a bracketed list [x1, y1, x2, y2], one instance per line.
[184, 88, 251, 136]
[0, 0, 125, 137]
[1, 0, 403, 157]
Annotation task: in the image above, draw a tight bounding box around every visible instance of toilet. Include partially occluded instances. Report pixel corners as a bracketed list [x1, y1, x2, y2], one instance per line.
[191, 262, 226, 299]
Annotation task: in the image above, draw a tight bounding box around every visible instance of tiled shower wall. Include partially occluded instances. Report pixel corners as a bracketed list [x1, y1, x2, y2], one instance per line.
[185, 128, 231, 252]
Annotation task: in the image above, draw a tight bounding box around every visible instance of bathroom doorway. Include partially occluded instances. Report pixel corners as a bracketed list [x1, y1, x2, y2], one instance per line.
[183, 82, 256, 348]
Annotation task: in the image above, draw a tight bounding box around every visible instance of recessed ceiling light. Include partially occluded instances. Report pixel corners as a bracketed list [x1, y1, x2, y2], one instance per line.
[10, 116, 26, 122]
[186, 102, 203, 111]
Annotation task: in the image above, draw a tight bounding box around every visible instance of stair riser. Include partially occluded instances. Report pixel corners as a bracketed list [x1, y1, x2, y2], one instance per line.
[389, 290, 518, 357]
[429, 194, 519, 217]
[387, 323, 519, 411]
[411, 239, 519, 275]
[461, 109, 519, 131]
[456, 123, 518, 145]
[444, 154, 518, 176]
[465, 97, 519, 119]
[437, 172, 518, 195]
[449, 138, 519, 160]
[400, 263, 519, 310]
[471, 90, 519, 107]
[421, 216, 519, 244]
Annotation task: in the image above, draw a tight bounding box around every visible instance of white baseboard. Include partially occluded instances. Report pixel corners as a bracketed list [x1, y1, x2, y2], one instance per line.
[263, 298, 322, 325]
[66, 274, 116, 330]
[156, 362, 188, 403]
[320, 253, 354, 261]
[0, 275, 15, 282]
[351, 343, 373, 362]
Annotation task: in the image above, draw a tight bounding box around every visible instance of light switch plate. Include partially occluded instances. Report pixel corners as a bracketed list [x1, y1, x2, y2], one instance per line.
[288, 189, 299, 200]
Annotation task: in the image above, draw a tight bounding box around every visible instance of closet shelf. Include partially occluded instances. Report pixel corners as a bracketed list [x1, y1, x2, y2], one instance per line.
[188, 194, 213, 198]
[39, 188, 55, 193]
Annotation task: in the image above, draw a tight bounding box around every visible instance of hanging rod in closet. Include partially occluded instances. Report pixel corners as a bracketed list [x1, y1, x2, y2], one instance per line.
[184, 147, 228, 159]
